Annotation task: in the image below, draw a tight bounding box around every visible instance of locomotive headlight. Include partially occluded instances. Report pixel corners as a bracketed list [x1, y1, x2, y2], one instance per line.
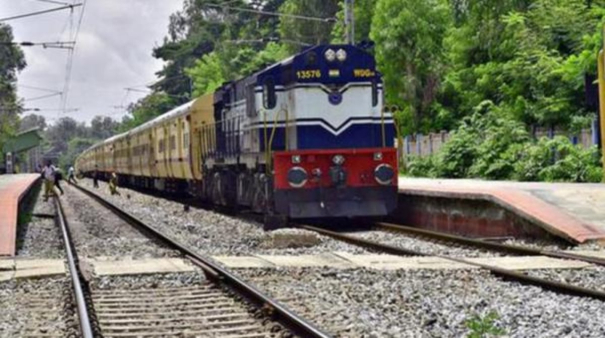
[291, 155, 301, 164]
[374, 164, 395, 185]
[373, 152, 383, 161]
[287, 167, 308, 188]
[332, 154, 345, 165]
[336, 49, 347, 62]
[325, 49, 336, 62]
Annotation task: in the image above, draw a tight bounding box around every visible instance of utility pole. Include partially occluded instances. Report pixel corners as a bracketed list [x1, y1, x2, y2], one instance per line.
[344, 0, 355, 45]
[598, 24, 605, 181]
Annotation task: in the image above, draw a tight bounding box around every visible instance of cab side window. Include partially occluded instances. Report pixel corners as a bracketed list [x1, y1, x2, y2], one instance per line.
[372, 80, 379, 107]
[263, 77, 276, 109]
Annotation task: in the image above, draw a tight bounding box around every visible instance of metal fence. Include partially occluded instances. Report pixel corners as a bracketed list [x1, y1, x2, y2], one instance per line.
[402, 120, 601, 158]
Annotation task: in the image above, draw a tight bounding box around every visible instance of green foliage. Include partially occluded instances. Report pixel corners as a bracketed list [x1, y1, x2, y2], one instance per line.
[407, 155, 439, 178]
[438, 0, 605, 129]
[407, 104, 603, 182]
[278, 0, 339, 53]
[186, 51, 225, 96]
[514, 137, 603, 182]
[90, 116, 119, 139]
[331, 0, 376, 44]
[0, 23, 26, 153]
[59, 137, 97, 170]
[19, 114, 47, 132]
[118, 93, 175, 132]
[186, 42, 290, 97]
[45, 117, 90, 154]
[465, 311, 506, 338]
[417, 101, 530, 179]
[371, 0, 451, 133]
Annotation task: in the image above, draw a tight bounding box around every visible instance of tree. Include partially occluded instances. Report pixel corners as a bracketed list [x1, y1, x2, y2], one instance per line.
[45, 117, 88, 154]
[153, 0, 251, 101]
[59, 137, 97, 169]
[0, 23, 26, 152]
[371, 0, 451, 132]
[90, 116, 119, 139]
[118, 92, 175, 132]
[438, 0, 605, 128]
[278, 0, 339, 53]
[19, 114, 47, 132]
[331, 0, 376, 44]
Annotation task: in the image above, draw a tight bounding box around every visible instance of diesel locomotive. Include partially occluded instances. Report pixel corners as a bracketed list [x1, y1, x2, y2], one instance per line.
[76, 44, 398, 228]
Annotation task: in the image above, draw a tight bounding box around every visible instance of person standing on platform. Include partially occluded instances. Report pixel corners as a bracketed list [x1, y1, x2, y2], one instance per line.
[109, 172, 120, 196]
[67, 166, 78, 184]
[54, 168, 64, 195]
[41, 160, 56, 201]
[93, 165, 99, 188]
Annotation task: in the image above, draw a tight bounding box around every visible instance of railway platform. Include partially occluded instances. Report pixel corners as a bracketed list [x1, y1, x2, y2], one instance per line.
[396, 177, 605, 244]
[0, 174, 39, 256]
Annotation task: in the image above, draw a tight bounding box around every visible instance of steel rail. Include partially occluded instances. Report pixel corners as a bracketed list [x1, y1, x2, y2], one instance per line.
[54, 197, 94, 338]
[301, 225, 605, 301]
[376, 222, 605, 267]
[72, 184, 332, 338]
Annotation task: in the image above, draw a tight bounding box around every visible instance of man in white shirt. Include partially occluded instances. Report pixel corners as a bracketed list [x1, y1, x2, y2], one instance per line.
[67, 166, 78, 184]
[42, 160, 57, 201]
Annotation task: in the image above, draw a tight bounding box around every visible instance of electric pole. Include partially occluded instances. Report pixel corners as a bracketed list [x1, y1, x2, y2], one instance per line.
[345, 0, 355, 45]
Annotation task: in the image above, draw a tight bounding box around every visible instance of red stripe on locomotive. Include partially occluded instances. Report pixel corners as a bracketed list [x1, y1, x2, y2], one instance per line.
[273, 148, 398, 190]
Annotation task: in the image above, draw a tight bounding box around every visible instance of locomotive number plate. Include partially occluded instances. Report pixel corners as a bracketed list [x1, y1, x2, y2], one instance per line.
[297, 70, 322, 79]
[354, 69, 376, 78]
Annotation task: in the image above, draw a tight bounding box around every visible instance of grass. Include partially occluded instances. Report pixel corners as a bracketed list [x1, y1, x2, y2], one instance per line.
[465, 311, 506, 338]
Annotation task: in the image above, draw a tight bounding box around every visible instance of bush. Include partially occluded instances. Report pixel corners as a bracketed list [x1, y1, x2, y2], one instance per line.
[514, 137, 602, 182]
[406, 102, 604, 183]
[407, 155, 439, 178]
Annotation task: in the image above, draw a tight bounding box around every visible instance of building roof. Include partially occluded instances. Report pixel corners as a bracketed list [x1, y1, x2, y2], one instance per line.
[2, 128, 43, 154]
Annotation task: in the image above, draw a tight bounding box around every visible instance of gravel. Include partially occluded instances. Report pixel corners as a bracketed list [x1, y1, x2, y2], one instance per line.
[0, 277, 78, 337]
[239, 267, 605, 338]
[502, 238, 603, 252]
[92, 270, 209, 291]
[348, 230, 504, 257]
[525, 267, 605, 293]
[74, 179, 605, 337]
[62, 184, 178, 260]
[16, 189, 64, 259]
[78, 179, 369, 256]
[32, 186, 55, 216]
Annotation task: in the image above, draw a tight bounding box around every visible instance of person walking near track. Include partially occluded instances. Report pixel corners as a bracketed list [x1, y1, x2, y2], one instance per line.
[41, 160, 57, 201]
[67, 166, 78, 184]
[109, 172, 120, 196]
[54, 168, 65, 195]
[93, 165, 99, 188]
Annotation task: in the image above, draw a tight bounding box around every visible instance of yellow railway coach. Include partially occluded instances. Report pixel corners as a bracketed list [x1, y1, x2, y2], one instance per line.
[76, 94, 215, 190]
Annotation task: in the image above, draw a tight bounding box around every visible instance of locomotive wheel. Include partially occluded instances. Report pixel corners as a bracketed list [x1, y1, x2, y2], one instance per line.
[263, 213, 288, 231]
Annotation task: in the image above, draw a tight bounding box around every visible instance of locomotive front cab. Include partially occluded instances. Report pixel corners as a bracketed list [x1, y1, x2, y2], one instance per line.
[267, 44, 398, 219]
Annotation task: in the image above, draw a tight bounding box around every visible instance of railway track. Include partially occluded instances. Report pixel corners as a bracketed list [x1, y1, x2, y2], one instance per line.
[72, 180, 605, 303]
[59, 184, 332, 338]
[375, 222, 605, 267]
[299, 224, 605, 301]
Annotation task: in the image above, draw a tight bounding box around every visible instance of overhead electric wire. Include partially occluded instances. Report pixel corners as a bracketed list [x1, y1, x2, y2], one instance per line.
[204, 3, 336, 23]
[61, 0, 87, 114]
[24, 92, 63, 102]
[0, 41, 75, 49]
[0, 3, 82, 22]
[33, 0, 73, 5]
[19, 84, 62, 94]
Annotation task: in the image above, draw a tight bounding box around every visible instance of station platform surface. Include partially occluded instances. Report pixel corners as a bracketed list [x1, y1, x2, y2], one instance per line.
[398, 177, 605, 244]
[0, 174, 39, 256]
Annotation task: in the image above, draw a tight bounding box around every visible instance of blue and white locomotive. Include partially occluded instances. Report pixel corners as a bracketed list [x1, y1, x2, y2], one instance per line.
[77, 44, 398, 228]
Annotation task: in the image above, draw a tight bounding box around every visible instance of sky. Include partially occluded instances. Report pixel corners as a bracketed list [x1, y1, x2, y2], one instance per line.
[1, 0, 184, 125]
